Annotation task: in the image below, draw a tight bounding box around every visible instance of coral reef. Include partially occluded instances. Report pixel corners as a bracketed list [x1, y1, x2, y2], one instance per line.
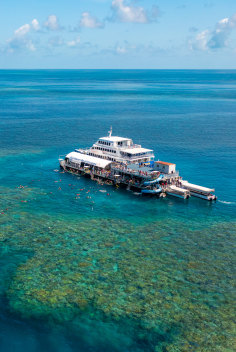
[1, 215, 235, 349]
[0, 185, 235, 351]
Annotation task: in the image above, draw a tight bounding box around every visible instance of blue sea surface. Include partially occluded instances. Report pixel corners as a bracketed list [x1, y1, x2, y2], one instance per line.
[0, 70, 235, 352]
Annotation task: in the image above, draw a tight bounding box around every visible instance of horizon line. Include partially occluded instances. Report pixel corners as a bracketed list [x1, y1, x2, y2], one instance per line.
[1, 68, 236, 70]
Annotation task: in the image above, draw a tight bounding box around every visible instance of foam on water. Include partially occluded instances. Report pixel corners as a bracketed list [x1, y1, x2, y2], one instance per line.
[218, 200, 236, 205]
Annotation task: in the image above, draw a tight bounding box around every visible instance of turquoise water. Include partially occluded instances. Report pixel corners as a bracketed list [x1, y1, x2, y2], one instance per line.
[0, 70, 235, 351]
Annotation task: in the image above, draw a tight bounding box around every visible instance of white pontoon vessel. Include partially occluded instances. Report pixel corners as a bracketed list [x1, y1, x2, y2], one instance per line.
[59, 128, 217, 201]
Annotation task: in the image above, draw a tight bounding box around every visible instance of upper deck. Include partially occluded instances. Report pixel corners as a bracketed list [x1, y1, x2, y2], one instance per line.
[80, 128, 155, 163]
[97, 136, 133, 148]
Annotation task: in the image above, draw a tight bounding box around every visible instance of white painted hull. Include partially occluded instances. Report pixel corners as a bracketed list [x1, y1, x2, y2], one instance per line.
[166, 192, 189, 199]
[190, 192, 216, 200]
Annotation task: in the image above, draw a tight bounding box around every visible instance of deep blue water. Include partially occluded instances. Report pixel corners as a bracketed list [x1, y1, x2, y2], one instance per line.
[0, 70, 235, 352]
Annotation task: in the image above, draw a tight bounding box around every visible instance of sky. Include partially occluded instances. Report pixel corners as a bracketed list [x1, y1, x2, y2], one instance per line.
[0, 0, 236, 68]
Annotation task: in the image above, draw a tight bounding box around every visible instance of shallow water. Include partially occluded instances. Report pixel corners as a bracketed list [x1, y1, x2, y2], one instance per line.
[0, 70, 236, 351]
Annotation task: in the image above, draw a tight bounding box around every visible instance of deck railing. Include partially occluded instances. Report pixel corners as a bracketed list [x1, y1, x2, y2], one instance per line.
[162, 171, 179, 179]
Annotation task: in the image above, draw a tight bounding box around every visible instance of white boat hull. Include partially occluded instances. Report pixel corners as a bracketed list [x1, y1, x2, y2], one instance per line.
[166, 192, 189, 199]
[190, 192, 217, 200]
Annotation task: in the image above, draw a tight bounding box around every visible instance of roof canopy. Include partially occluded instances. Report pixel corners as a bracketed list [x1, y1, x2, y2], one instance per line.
[66, 152, 112, 169]
[156, 161, 175, 166]
[99, 136, 131, 142]
[181, 181, 214, 193]
[122, 148, 153, 155]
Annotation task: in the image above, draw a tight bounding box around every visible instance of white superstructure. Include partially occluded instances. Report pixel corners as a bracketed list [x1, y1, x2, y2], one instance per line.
[77, 127, 155, 164]
[59, 127, 217, 201]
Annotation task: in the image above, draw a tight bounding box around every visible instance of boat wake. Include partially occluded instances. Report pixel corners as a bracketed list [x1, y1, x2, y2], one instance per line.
[218, 200, 235, 205]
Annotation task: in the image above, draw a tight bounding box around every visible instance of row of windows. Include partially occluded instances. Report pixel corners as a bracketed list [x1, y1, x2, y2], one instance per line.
[98, 140, 111, 146]
[88, 153, 116, 162]
[121, 152, 149, 157]
[93, 147, 116, 153]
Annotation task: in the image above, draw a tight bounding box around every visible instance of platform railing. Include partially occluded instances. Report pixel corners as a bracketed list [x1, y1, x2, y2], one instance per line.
[159, 171, 179, 179]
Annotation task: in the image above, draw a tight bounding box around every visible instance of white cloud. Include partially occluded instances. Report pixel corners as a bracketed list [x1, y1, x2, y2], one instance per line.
[14, 24, 31, 37]
[116, 45, 127, 54]
[190, 12, 236, 51]
[114, 41, 137, 54]
[208, 13, 236, 49]
[80, 12, 103, 28]
[6, 36, 36, 52]
[7, 19, 40, 52]
[14, 19, 39, 38]
[44, 15, 61, 31]
[67, 36, 80, 47]
[31, 19, 40, 31]
[219, 18, 229, 25]
[189, 30, 209, 51]
[26, 40, 36, 51]
[111, 0, 158, 23]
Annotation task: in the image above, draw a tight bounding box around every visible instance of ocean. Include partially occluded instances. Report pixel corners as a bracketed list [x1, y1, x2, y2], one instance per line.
[0, 70, 235, 352]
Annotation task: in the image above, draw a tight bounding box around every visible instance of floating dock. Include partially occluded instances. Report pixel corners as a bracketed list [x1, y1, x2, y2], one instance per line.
[59, 151, 217, 201]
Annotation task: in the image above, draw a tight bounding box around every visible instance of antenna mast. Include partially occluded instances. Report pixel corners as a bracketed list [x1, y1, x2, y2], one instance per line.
[108, 126, 112, 137]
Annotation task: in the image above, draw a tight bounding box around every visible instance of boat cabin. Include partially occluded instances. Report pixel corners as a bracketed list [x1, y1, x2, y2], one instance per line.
[154, 161, 176, 174]
[98, 136, 132, 148]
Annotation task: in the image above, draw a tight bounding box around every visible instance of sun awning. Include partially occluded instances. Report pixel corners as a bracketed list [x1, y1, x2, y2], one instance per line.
[181, 181, 215, 193]
[122, 148, 153, 154]
[66, 152, 112, 169]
